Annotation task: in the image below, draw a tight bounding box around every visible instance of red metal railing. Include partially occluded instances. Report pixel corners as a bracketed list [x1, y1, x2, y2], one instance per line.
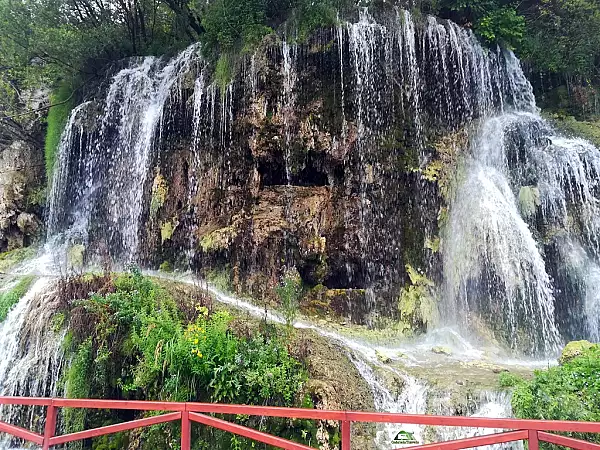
[1, 397, 600, 450]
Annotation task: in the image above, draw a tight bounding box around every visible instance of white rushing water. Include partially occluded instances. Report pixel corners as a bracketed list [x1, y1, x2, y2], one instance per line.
[47, 45, 201, 263]
[0, 276, 64, 449]
[5, 6, 600, 450]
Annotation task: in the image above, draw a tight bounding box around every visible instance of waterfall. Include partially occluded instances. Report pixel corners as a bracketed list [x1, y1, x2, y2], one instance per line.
[7, 5, 600, 449]
[47, 45, 201, 263]
[0, 278, 64, 448]
[444, 105, 600, 353]
[433, 391, 522, 450]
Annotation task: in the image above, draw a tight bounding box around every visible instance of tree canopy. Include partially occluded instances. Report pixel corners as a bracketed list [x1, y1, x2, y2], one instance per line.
[1, 0, 599, 120]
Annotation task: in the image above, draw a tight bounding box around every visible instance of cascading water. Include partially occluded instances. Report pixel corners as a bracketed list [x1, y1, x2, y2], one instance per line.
[0, 277, 64, 448]
[4, 6, 600, 450]
[47, 45, 201, 263]
[444, 103, 600, 353]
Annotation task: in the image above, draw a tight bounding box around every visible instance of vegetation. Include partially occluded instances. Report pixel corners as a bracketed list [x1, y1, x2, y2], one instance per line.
[1, 0, 599, 126]
[502, 344, 600, 449]
[59, 270, 313, 449]
[546, 113, 600, 147]
[276, 266, 303, 328]
[0, 246, 37, 272]
[44, 81, 75, 184]
[398, 264, 437, 333]
[0, 275, 35, 322]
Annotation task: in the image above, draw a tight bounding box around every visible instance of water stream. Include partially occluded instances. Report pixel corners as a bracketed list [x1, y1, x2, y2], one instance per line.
[2, 6, 600, 450]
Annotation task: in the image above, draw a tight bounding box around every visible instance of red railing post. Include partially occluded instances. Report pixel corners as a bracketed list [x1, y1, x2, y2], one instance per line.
[528, 429, 539, 450]
[181, 410, 191, 450]
[341, 420, 351, 450]
[42, 403, 57, 450]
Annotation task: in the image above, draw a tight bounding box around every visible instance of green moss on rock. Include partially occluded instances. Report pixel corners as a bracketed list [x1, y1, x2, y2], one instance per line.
[398, 265, 438, 331]
[559, 340, 596, 365]
[199, 225, 238, 252]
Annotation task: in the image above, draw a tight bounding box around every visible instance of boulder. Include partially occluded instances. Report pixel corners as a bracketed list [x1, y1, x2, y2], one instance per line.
[559, 340, 595, 365]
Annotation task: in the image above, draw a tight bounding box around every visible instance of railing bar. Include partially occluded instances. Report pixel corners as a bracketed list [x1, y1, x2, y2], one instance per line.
[51, 399, 186, 411]
[0, 397, 52, 406]
[48, 411, 182, 446]
[0, 420, 44, 445]
[2, 398, 600, 436]
[529, 429, 540, 450]
[189, 412, 317, 450]
[538, 431, 600, 450]
[344, 412, 600, 433]
[399, 430, 529, 450]
[341, 420, 351, 450]
[186, 403, 346, 421]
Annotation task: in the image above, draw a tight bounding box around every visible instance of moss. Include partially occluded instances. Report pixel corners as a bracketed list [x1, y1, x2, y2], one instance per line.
[546, 113, 600, 147]
[0, 275, 36, 322]
[0, 246, 36, 272]
[428, 129, 469, 202]
[424, 236, 441, 253]
[559, 340, 596, 365]
[150, 171, 168, 218]
[518, 186, 541, 218]
[214, 53, 233, 94]
[199, 226, 238, 252]
[45, 80, 75, 185]
[160, 221, 174, 243]
[67, 244, 85, 270]
[398, 265, 438, 331]
[159, 261, 173, 273]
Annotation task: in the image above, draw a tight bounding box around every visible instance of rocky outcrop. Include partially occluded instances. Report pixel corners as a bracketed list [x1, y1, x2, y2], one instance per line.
[0, 92, 47, 252]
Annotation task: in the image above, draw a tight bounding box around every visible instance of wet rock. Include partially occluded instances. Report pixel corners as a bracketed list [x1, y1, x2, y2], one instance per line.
[559, 340, 595, 365]
[16, 212, 41, 236]
[431, 346, 452, 356]
[295, 330, 376, 450]
[376, 350, 392, 364]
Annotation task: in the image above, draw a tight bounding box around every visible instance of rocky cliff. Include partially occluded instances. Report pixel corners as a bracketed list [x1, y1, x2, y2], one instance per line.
[0, 91, 46, 253]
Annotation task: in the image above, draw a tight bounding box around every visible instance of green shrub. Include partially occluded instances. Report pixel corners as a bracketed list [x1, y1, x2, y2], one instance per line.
[61, 270, 308, 448]
[45, 81, 75, 185]
[276, 266, 303, 328]
[512, 345, 600, 449]
[0, 275, 35, 322]
[498, 371, 524, 388]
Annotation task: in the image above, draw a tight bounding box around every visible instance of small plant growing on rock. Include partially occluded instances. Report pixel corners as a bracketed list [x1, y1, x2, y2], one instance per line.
[276, 266, 303, 329]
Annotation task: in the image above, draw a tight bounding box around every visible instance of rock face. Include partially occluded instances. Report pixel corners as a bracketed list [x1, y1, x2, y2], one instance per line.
[47, 9, 529, 327]
[0, 92, 47, 252]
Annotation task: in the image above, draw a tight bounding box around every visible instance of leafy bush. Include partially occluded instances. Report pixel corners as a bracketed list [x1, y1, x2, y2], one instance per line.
[0, 275, 35, 322]
[61, 270, 308, 448]
[45, 81, 75, 185]
[512, 345, 600, 449]
[475, 6, 524, 49]
[276, 266, 303, 328]
[498, 371, 524, 388]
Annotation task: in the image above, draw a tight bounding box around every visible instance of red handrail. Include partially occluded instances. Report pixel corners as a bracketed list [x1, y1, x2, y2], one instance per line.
[0, 397, 599, 450]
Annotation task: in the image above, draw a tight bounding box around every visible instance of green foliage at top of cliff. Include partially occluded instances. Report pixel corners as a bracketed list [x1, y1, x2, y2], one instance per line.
[1, 0, 599, 123]
[437, 0, 525, 49]
[59, 270, 312, 449]
[435, 0, 600, 86]
[45, 80, 75, 184]
[506, 344, 600, 449]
